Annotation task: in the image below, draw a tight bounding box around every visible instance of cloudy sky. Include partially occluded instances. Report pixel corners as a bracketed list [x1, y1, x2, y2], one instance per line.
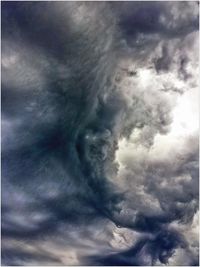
[1, 1, 199, 266]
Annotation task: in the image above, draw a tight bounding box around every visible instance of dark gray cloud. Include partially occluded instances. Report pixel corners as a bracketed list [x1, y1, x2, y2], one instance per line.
[1, 1, 199, 266]
[82, 229, 187, 266]
[113, 1, 198, 40]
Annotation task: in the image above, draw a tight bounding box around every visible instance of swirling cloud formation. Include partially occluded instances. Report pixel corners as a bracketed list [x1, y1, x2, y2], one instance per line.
[1, 1, 199, 266]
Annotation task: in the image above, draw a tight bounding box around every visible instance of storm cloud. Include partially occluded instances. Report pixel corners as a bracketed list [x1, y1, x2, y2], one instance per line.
[1, 1, 199, 266]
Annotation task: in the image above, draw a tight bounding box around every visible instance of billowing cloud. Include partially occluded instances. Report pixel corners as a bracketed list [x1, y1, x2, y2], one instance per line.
[1, 1, 199, 266]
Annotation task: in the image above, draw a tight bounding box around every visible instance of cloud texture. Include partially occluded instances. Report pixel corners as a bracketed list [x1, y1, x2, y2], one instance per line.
[1, 1, 199, 266]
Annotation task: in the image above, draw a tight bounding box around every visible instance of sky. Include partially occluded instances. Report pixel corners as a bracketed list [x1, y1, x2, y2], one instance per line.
[1, 1, 199, 266]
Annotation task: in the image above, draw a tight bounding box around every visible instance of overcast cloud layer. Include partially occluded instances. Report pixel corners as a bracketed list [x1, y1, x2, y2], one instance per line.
[1, 1, 199, 266]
